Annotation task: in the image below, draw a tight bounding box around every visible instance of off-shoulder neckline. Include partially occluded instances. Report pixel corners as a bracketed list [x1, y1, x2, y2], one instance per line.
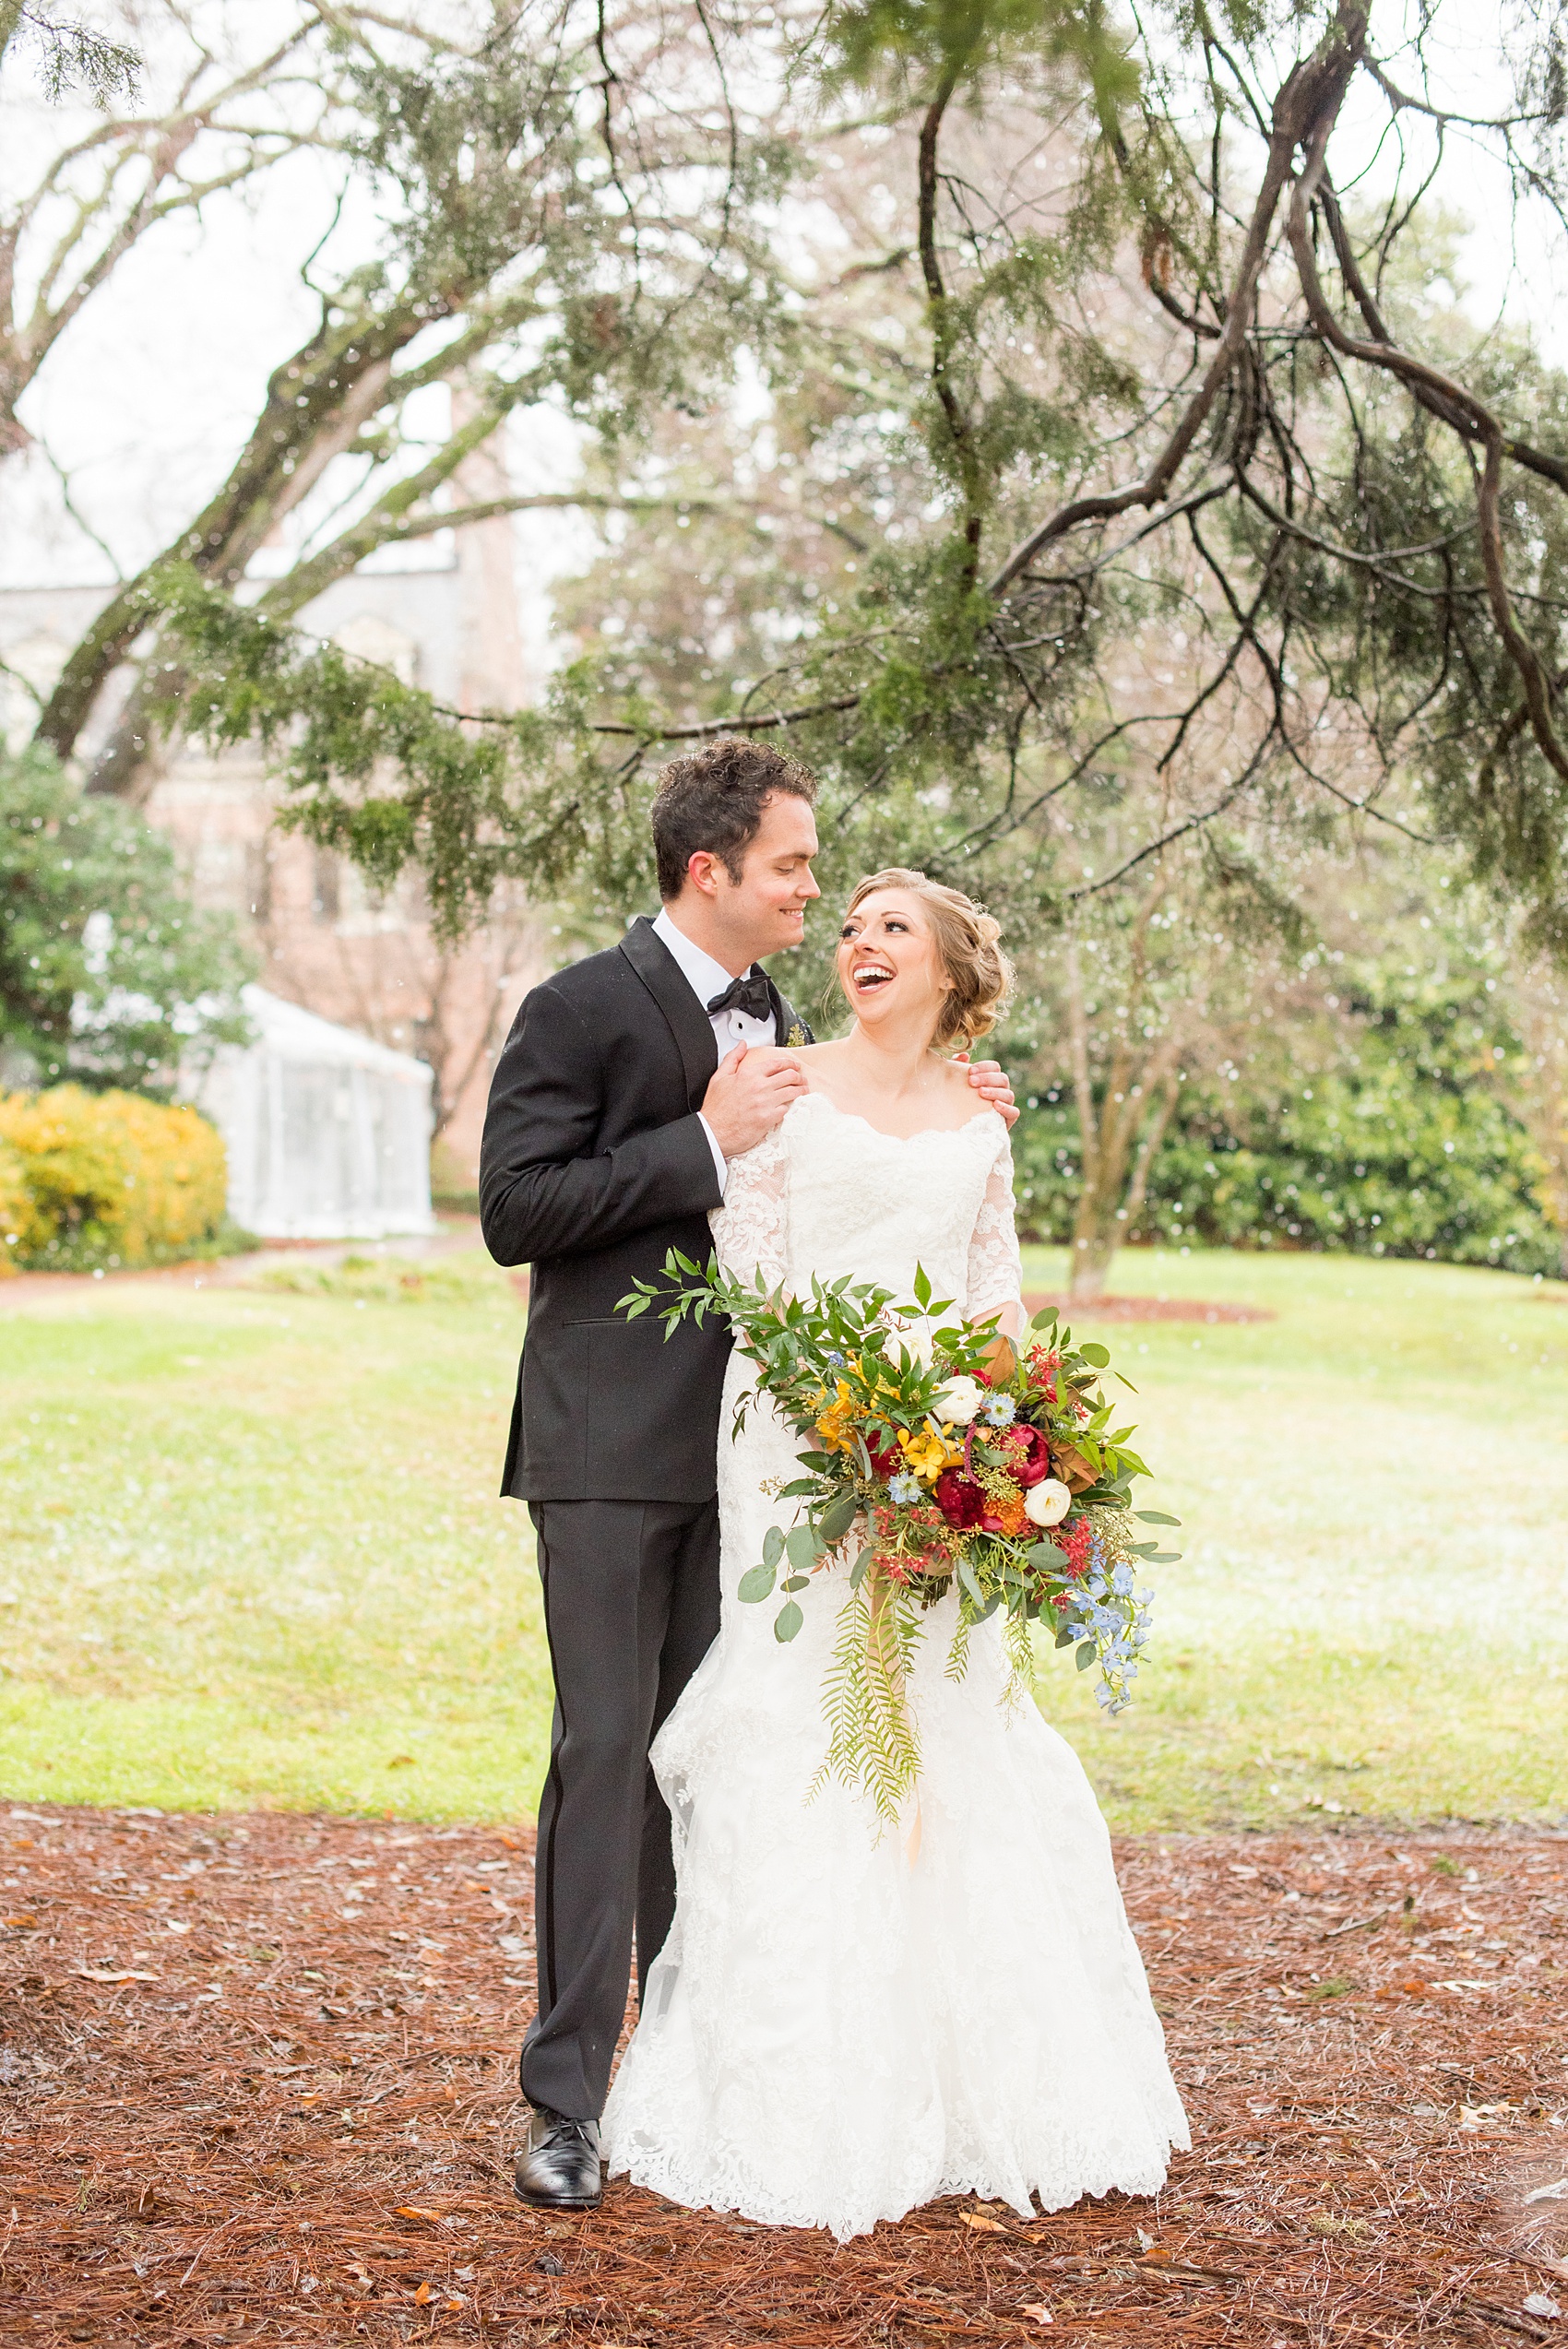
[787, 1088, 1004, 1147]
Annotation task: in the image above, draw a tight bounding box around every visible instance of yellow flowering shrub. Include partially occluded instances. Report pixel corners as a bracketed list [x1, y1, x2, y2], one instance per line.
[0, 1086, 227, 1270]
[0, 1138, 39, 1275]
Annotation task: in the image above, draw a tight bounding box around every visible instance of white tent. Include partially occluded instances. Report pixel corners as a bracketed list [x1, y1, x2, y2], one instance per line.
[196, 986, 435, 1240]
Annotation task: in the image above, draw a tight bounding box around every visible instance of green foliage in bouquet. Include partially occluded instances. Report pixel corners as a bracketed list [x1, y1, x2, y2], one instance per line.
[621, 1254, 1180, 1821]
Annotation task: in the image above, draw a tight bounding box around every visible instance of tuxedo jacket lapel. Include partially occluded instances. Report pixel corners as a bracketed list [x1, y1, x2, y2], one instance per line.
[771, 983, 814, 1047]
[620, 916, 719, 1110]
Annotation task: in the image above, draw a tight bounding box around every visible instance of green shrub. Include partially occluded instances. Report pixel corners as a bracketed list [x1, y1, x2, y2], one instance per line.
[1007, 963, 1560, 1277]
[1, 741, 251, 1095]
[0, 1086, 228, 1271]
[1012, 1085, 1556, 1275]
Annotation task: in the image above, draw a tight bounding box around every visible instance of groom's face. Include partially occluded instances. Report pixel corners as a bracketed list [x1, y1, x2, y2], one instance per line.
[707, 790, 821, 964]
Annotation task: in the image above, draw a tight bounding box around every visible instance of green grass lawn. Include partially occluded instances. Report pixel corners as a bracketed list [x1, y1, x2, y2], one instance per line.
[2, 1243, 1565, 1832]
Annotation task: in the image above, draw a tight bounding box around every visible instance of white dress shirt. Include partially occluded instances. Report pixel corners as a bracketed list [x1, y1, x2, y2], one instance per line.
[652, 907, 778, 1195]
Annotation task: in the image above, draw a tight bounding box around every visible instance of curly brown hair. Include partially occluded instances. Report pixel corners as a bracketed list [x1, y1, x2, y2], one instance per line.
[650, 738, 818, 901]
[842, 869, 1014, 1049]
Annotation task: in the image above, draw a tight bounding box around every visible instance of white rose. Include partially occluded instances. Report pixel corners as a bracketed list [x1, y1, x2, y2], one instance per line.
[891, 1317, 937, 1370]
[932, 1375, 987, 1427]
[1024, 1478, 1072, 1527]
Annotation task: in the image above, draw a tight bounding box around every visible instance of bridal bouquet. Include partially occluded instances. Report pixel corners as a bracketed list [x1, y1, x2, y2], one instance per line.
[619, 1255, 1181, 1819]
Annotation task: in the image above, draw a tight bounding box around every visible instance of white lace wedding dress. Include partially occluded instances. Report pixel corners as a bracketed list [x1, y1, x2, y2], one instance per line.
[601, 1090, 1189, 2239]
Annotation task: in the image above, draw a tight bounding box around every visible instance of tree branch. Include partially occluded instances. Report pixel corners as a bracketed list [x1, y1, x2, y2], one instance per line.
[988, 3, 1370, 599]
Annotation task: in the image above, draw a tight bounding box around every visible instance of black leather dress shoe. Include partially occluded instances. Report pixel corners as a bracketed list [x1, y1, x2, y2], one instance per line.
[514, 2106, 602, 2209]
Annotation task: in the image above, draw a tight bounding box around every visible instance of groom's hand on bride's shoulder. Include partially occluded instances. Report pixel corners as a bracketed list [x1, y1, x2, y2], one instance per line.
[703, 1041, 808, 1159]
[954, 1053, 1020, 1129]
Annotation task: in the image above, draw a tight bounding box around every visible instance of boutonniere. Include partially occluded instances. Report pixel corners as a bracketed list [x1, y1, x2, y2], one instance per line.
[785, 1022, 808, 1049]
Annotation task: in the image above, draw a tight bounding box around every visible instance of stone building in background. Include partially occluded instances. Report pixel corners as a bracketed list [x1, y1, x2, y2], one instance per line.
[0, 453, 549, 1190]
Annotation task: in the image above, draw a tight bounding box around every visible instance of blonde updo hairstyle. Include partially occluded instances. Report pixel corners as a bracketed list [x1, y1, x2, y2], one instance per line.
[841, 868, 1014, 1050]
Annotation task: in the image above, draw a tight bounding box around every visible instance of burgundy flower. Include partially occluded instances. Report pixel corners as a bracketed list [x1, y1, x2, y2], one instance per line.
[933, 1468, 985, 1528]
[1010, 1425, 1052, 1487]
[865, 1432, 902, 1479]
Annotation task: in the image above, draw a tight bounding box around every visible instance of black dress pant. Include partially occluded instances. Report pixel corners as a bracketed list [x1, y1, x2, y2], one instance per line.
[521, 1495, 721, 2121]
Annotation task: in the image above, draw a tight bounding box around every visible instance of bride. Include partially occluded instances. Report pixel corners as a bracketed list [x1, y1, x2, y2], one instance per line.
[601, 867, 1189, 2240]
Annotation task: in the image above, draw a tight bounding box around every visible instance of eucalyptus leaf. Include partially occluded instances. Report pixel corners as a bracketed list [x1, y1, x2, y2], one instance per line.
[737, 1562, 776, 1604]
[774, 1600, 804, 1643]
[1134, 1510, 1182, 1525]
[1075, 1641, 1098, 1672]
[1080, 1342, 1111, 1367]
[780, 1572, 811, 1592]
[1031, 1306, 1060, 1329]
[849, 1548, 871, 1592]
[819, 1490, 859, 1544]
[1148, 1549, 1182, 1564]
[786, 1524, 818, 1572]
[1025, 1541, 1070, 1567]
[762, 1526, 786, 1570]
[957, 1556, 985, 1607]
[1054, 1624, 1075, 1649]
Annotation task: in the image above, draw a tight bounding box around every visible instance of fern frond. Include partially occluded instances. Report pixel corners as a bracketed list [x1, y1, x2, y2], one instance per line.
[813, 1572, 925, 1825]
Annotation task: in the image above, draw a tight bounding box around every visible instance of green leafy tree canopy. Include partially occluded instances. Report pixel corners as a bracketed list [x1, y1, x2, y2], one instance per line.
[1, 745, 253, 1097]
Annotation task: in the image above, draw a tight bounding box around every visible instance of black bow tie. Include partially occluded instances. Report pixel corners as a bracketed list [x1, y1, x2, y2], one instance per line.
[707, 968, 776, 1026]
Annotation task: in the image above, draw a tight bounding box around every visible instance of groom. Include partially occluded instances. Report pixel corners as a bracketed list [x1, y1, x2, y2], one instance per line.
[480, 739, 1016, 2210]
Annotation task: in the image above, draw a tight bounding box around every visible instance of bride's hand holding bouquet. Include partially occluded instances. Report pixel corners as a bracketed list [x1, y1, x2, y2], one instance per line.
[621, 1253, 1181, 1820]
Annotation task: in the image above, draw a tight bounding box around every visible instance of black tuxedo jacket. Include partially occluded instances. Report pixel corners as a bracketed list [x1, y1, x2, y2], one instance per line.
[480, 916, 813, 1502]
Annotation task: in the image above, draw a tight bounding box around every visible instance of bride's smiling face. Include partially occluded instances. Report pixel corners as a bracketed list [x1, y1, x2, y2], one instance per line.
[837, 889, 948, 1038]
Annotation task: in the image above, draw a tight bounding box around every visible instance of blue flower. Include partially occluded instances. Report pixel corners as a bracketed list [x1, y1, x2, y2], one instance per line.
[826, 1349, 846, 1367]
[1111, 1561, 1135, 1596]
[982, 1394, 1016, 1426]
[887, 1472, 923, 1505]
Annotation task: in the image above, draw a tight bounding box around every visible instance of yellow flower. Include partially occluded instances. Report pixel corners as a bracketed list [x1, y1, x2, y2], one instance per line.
[814, 1378, 859, 1452]
[897, 1423, 960, 1484]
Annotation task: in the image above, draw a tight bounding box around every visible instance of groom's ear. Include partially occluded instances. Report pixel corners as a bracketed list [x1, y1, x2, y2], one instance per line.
[683, 850, 723, 900]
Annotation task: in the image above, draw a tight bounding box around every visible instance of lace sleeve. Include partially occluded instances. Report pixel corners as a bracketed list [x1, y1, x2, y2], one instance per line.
[967, 1120, 1024, 1329]
[709, 1122, 790, 1291]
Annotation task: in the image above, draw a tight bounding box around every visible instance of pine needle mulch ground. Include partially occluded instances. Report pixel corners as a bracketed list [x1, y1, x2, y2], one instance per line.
[2, 1808, 1565, 2346]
